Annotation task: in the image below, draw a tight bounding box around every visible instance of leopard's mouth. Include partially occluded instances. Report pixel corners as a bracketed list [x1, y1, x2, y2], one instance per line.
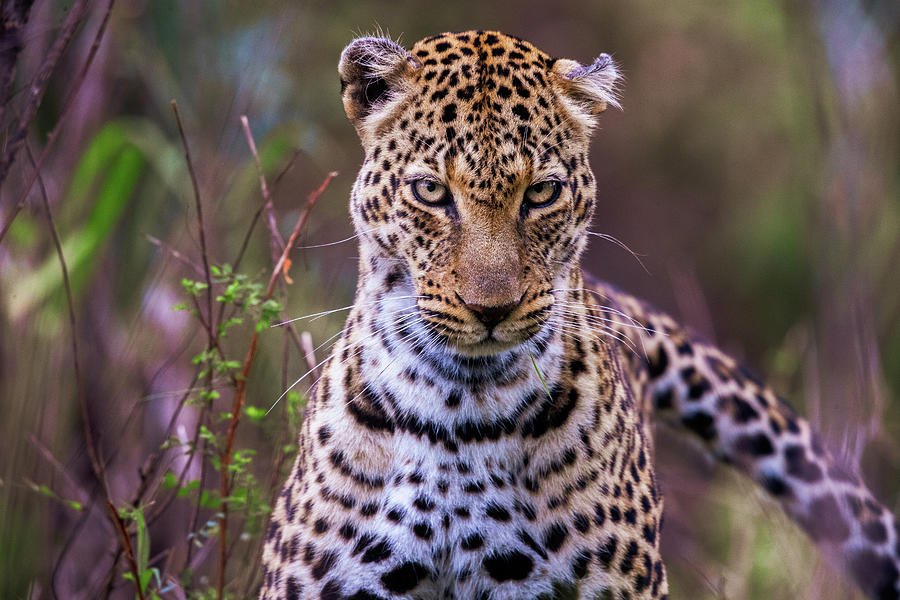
[416, 302, 552, 357]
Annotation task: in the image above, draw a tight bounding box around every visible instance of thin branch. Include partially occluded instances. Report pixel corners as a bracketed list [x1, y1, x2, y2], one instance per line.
[231, 147, 301, 274]
[240, 115, 285, 260]
[0, 0, 90, 186]
[146, 234, 205, 276]
[0, 0, 115, 241]
[171, 100, 214, 334]
[27, 142, 144, 600]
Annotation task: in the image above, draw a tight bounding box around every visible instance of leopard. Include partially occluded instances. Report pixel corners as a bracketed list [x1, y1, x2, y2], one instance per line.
[259, 30, 900, 599]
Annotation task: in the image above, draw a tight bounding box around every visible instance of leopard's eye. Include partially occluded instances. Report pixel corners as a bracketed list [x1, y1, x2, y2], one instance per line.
[524, 180, 562, 209]
[411, 179, 451, 206]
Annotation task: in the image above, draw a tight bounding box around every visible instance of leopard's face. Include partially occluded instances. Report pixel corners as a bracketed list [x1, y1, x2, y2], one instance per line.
[341, 31, 619, 356]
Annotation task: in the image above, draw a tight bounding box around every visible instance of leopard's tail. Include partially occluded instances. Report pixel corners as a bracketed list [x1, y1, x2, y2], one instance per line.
[586, 276, 900, 600]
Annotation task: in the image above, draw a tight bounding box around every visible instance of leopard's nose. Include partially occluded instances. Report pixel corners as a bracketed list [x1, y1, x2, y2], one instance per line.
[460, 297, 521, 329]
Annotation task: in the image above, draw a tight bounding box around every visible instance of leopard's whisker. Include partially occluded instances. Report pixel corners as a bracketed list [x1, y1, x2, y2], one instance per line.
[267, 307, 423, 414]
[585, 231, 650, 274]
[271, 295, 426, 327]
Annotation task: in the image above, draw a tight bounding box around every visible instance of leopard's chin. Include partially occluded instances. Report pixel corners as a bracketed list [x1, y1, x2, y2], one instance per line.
[442, 323, 546, 357]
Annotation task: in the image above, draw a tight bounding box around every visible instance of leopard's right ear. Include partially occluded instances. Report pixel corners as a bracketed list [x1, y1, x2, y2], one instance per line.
[339, 36, 419, 143]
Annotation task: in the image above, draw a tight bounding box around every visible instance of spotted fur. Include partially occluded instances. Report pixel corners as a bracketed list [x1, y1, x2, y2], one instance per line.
[259, 31, 899, 599]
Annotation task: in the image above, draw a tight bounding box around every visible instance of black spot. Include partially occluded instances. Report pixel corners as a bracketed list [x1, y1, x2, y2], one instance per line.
[445, 390, 462, 408]
[511, 104, 530, 121]
[681, 411, 716, 441]
[314, 518, 329, 534]
[597, 536, 618, 567]
[286, 576, 301, 600]
[862, 520, 888, 544]
[441, 103, 457, 123]
[317, 426, 332, 444]
[653, 388, 674, 410]
[620, 540, 639, 574]
[572, 550, 591, 579]
[339, 521, 357, 539]
[647, 347, 668, 379]
[722, 395, 760, 423]
[361, 539, 392, 563]
[543, 522, 569, 553]
[735, 433, 775, 456]
[642, 523, 656, 545]
[569, 359, 586, 376]
[413, 495, 436, 512]
[461, 532, 484, 550]
[348, 387, 394, 433]
[380, 562, 430, 593]
[497, 85, 512, 98]
[312, 551, 338, 580]
[413, 521, 433, 541]
[485, 502, 511, 522]
[321, 579, 341, 600]
[483, 550, 534, 582]
[573, 512, 590, 533]
[848, 549, 899, 600]
[761, 473, 792, 497]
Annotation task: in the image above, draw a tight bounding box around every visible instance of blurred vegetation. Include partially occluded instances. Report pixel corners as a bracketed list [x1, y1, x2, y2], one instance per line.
[0, 1, 898, 598]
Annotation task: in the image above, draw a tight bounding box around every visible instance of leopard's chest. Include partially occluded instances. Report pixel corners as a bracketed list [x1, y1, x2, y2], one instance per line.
[354, 433, 588, 597]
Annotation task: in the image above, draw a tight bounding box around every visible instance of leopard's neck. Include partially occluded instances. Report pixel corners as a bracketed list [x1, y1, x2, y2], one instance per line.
[307, 266, 636, 470]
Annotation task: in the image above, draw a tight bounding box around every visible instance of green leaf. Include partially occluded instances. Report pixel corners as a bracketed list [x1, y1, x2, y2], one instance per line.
[7, 123, 146, 318]
[244, 405, 266, 421]
[162, 472, 178, 489]
[177, 479, 200, 498]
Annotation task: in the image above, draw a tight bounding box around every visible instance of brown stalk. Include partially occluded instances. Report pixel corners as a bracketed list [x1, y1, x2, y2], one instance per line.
[27, 143, 145, 600]
[171, 100, 223, 578]
[240, 115, 285, 258]
[216, 170, 336, 599]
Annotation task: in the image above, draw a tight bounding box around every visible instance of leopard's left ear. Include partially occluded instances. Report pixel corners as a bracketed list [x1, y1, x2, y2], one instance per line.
[551, 54, 621, 128]
[339, 36, 420, 144]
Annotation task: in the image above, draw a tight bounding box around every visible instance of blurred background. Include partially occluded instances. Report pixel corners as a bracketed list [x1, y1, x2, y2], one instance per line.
[1, 0, 898, 598]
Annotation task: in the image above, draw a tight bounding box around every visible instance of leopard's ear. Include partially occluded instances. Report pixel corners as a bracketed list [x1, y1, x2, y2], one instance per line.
[339, 36, 419, 143]
[551, 53, 621, 129]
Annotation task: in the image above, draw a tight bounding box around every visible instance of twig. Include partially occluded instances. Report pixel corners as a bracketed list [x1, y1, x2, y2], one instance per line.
[0, 0, 115, 243]
[240, 115, 285, 260]
[171, 100, 214, 334]
[269, 172, 337, 289]
[217, 171, 336, 599]
[28, 434, 90, 508]
[27, 143, 144, 600]
[171, 101, 221, 583]
[231, 147, 301, 274]
[145, 234, 205, 276]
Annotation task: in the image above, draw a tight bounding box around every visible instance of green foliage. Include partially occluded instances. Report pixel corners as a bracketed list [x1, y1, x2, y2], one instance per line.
[119, 505, 166, 600]
[6, 123, 146, 320]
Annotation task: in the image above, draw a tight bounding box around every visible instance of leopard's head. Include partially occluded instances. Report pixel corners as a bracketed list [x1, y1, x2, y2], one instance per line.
[339, 31, 619, 356]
